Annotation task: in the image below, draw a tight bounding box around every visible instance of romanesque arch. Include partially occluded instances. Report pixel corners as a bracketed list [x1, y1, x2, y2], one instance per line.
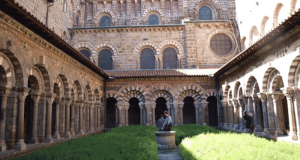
[117, 84, 147, 102]
[94, 9, 116, 25]
[57, 74, 70, 98]
[93, 42, 119, 56]
[249, 26, 259, 46]
[0, 53, 15, 88]
[54, 76, 64, 100]
[133, 41, 159, 57]
[142, 8, 164, 19]
[174, 84, 207, 103]
[73, 42, 95, 55]
[233, 81, 242, 98]
[106, 90, 118, 100]
[158, 40, 184, 56]
[144, 83, 174, 101]
[73, 80, 83, 101]
[193, 0, 220, 20]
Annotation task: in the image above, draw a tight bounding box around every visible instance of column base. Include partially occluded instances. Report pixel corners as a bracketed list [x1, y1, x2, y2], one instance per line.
[45, 136, 53, 143]
[53, 133, 60, 139]
[275, 129, 283, 136]
[263, 128, 269, 135]
[78, 129, 85, 136]
[70, 128, 75, 136]
[15, 140, 26, 151]
[65, 132, 72, 139]
[254, 125, 263, 132]
[288, 132, 298, 140]
[229, 123, 234, 128]
[0, 142, 7, 151]
[223, 123, 227, 128]
[234, 124, 239, 130]
[203, 123, 207, 126]
[146, 123, 149, 125]
[88, 128, 94, 134]
[29, 137, 39, 144]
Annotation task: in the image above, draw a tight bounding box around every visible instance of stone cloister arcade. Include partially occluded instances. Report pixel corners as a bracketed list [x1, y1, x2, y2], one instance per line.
[105, 84, 218, 128]
[219, 29, 300, 141]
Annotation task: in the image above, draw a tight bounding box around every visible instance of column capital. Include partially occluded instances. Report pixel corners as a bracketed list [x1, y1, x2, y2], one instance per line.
[46, 93, 56, 104]
[0, 87, 11, 97]
[231, 98, 238, 107]
[242, 96, 249, 103]
[64, 97, 72, 106]
[238, 98, 244, 106]
[201, 102, 208, 108]
[257, 93, 267, 102]
[271, 92, 284, 101]
[17, 87, 30, 101]
[281, 87, 294, 99]
[221, 99, 227, 107]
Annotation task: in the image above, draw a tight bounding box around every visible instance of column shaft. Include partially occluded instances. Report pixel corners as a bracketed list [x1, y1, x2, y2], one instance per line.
[0, 88, 10, 151]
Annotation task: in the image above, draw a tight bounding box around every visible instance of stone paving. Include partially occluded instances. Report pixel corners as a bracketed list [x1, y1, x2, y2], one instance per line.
[158, 149, 183, 160]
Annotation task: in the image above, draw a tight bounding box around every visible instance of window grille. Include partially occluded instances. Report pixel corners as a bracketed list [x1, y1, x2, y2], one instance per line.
[163, 48, 178, 69]
[140, 48, 155, 69]
[79, 49, 91, 59]
[199, 6, 213, 20]
[100, 16, 111, 27]
[98, 49, 113, 70]
[148, 14, 159, 25]
[210, 34, 232, 55]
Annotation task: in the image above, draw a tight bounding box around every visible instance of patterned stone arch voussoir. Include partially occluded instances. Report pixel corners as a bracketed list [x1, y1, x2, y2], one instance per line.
[28, 66, 45, 93]
[35, 65, 53, 93]
[73, 80, 83, 101]
[246, 76, 258, 95]
[117, 84, 147, 102]
[94, 9, 116, 24]
[133, 41, 159, 56]
[175, 84, 207, 103]
[142, 8, 164, 18]
[193, 0, 220, 19]
[73, 42, 95, 55]
[203, 89, 217, 100]
[54, 76, 64, 100]
[158, 40, 184, 56]
[93, 42, 119, 56]
[107, 90, 118, 100]
[263, 67, 281, 93]
[144, 83, 174, 101]
[288, 55, 300, 87]
[233, 81, 241, 98]
[0, 53, 15, 87]
[123, 90, 145, 103]
[151, 90, 173, 104]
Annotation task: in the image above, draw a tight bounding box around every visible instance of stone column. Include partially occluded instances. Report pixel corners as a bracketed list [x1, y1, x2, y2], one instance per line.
[96, 103, 101, 130]
[89, 103, 94, 133]
[252, 96, 263, 132]
[152, 107, 156, 126]
[167, 102, 171, 116]
[65, 99, 72, 138]
[139, 102, 144, 125]
[53, 99, 60, 139]
[232, 99, 239, 130]
[258, 93, 269, 135]
[283, 88, 298, 140]
[267, 94, 275, 134]
[272, 93, 284, 136]
[118, 107, 123, 127]
[125, 104, 129, 126]
[242, 97, 249, 111]
[201, 102, 208, 126]
[179, 103, 184, 125]
[238, 98, 245, 131]
[15, 87, 30, 150]
[45, 93, 56, 143]
[227, 101, 234, 128]
[70, 102, 75, 135]
[174, 104, 179, 126]
[30, 92, 41, 144]
[145, 103, 150, 125]
[0, 87, 11, 151]
[222, 100, 228, 128]
[78, 101, 85, 135]
[195, 102, 199, 124]
[293, 87, 300, 142]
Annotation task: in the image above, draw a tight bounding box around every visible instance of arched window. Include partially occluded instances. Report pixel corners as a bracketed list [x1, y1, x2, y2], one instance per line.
[199, 6, 213, 20]
[140, 48, 155, 69]
[100, 16, 111, 27]
[148, 14, 159, 25]
[163, 48, 178, 69]
[98, 49, 113, 70]
[79, 49, 91, 59]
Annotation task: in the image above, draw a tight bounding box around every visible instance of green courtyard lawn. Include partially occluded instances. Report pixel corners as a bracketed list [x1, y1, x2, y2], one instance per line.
[9, 124, 300, 160]
[175, 125, 300, 160]
[10, 125, 159, 160]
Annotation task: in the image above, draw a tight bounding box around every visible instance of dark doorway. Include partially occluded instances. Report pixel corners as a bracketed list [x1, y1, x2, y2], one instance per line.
[183, 97, 196, 124]
[155, 97, 168, 122]
[207, 96, 218, 126]
[24, 80, 33, 143]
[106, 98, 117, 128]
[129, 98, 140, 125]
[259, 100, 264, 129]
[282, 96, 289, 135]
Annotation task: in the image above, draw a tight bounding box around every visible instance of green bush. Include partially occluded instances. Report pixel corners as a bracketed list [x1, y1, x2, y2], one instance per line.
[176, 125, 300, 160]
[10, 125, 159, 160]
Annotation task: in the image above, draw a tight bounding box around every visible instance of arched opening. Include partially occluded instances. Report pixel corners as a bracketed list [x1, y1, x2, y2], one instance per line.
[24, 77, 36, 143]
[148, 14, 159, 25]
[128, 98, 140, 125]
[51, 101, 56, 136]
[98, 49, 113, 70]
[207, 96, 218, 126]
[155, 97, 167, 122]
[140, 48, 155, 69]
[106, 98, 117, 128]
[100, 16, 111, 27]
[163, 48, 178, 69]
[79, 49, 91, 59]
[183, 97, 196, 124]
[282, 96, 289, 135]
[199, 6, 213, 20]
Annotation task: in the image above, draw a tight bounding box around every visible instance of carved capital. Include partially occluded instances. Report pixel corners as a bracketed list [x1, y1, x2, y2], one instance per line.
[0, 87, 11, 98]
[17, 87, 30, 101]
[238, 98, 244, 106]
[281, 87, 294, 100]
[221, 99, 227, 107]
[46, 93, 56, 104]
[201, 102, 208, 108]
[271, 93, 284, 101]
[257, 93, 267, 102]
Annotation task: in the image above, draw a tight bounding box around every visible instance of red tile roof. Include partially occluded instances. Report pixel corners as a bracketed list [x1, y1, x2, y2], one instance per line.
[105, 69, 218, 78]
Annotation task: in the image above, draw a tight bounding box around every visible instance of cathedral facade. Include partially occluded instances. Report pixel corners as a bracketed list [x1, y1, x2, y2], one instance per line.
[1, 0, 300, 156]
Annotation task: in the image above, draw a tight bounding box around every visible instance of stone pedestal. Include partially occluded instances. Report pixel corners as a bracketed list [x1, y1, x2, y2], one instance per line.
[155, 131, 177, 150]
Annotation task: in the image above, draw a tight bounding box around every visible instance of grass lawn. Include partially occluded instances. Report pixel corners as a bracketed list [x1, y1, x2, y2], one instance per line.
[10, 125, 159, 160]
[175, 125, 300, 160]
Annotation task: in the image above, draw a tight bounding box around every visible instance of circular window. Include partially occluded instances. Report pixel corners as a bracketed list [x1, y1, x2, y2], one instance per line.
[210, 34, 233, 56]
